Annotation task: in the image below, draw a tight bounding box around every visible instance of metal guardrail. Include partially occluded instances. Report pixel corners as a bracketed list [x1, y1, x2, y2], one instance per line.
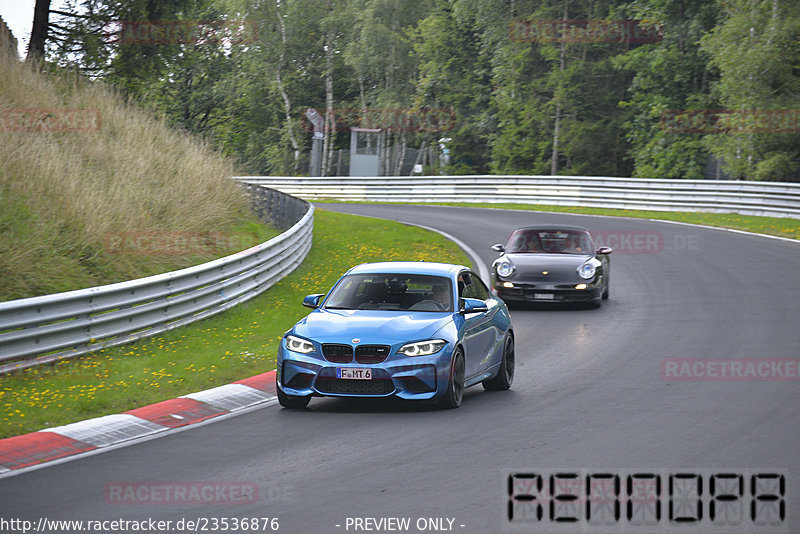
[235, 175, 800, 219]
[0, 187, 313, 375]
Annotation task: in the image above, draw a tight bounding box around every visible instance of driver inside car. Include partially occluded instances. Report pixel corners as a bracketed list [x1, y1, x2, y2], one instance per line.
[525, 234, 541, 252]
[432, 283, 450, 309]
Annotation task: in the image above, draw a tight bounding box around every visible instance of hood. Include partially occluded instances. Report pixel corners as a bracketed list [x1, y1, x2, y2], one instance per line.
[293, 309, 452, 344]
[503, 253, 593, 280]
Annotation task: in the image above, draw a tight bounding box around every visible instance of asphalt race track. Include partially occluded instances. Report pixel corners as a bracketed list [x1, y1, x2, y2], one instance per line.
[2, 203, 799, 534]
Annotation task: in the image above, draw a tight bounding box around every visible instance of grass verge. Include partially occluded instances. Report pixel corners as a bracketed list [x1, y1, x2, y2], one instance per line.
[0, 209, 471, 438]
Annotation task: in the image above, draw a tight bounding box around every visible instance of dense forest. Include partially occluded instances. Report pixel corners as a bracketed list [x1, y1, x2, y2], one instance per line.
[31, 0, 800, 180]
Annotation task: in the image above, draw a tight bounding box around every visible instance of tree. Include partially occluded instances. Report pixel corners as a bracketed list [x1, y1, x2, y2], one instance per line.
[26, 0, 52, 64]
[613, 0, 721, 179]
[700, 0, 800, 181]
[343, 0, 431, 175]
[412, 0, 495, 174]
[37, 0, 800, 181]
[491, 0, 635, 176]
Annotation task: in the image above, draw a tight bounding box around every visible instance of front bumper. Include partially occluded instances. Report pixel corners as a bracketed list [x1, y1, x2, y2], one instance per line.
[494, 281, 602, 303]
[277, 344, 454, 400]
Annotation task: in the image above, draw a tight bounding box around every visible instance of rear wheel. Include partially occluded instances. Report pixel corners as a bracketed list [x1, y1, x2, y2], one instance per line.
[277, 379, 311, 409]
[483, 334, 515, 391]
[439, 349, 465, 409]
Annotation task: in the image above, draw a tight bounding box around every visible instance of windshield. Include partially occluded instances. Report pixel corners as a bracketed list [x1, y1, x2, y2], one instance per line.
[507, 229, 593, 254]
[324, 273, 454, 312]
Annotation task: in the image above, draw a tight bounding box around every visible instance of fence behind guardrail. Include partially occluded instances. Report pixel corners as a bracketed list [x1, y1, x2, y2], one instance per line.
[235, 175, 800, 219]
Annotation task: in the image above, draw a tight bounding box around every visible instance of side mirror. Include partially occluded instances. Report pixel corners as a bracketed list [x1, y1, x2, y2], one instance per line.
[491, 244, 506, 253]
[302, 293, 325, 309]
[460, 297, 489, 314]
[596, 246, 613, 255]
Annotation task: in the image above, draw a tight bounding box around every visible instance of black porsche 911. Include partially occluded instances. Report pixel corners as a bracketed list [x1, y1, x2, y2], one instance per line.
[490, 225, 612, 307]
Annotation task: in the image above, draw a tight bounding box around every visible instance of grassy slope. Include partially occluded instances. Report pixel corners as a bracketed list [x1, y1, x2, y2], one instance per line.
[0, 57, 272, 301]
[0, 209, 471, 438]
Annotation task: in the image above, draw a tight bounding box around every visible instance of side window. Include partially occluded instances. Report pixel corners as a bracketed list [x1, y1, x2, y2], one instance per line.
[471, 274, 489, 300]
[457, 274, 467, 299]
[461, 274, 476, 299]
[460, 272, 487, 299]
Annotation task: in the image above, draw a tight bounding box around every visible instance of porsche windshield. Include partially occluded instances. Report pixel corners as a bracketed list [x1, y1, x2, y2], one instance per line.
[324, 273, 454, 312]
[507, 229, 593, 254]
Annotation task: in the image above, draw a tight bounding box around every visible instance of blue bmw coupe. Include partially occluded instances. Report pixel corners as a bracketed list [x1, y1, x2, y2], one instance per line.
[276, 262, 514, 409]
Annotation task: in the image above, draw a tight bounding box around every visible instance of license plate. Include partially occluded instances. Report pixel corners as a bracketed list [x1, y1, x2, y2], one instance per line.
[534, 293, 555, 300]
[337, 368, 372, 380]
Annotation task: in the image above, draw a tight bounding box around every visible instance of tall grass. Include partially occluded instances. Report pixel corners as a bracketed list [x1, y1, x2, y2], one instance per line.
[0, 57, 261, 301]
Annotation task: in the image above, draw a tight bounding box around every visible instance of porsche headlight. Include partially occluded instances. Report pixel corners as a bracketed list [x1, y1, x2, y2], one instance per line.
[285, 335, 316, 354]
[577, 262, 596, 279]
[496, 261, 514, 278]
[397, 339, 446, 357]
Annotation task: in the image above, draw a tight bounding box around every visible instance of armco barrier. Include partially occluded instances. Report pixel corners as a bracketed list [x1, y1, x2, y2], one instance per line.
[235, 175, 800, 219]
[0, 187, 313, 375]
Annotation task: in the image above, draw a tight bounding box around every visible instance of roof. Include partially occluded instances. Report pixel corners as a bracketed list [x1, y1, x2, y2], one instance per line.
[512, 224, 590, 232]
[346, 261, 467, 277]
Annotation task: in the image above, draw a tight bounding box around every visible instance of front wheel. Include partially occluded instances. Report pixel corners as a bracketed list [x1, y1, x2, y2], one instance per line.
[439, 349, 465, 409]
[483, 334, 514, 391]
[277, 383, 311, 409]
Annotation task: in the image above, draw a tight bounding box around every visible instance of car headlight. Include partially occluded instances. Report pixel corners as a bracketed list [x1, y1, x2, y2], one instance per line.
[397, 339, 447, 357]
[577, 262, 596, 279]
[285, 335, 316, 354]
[496, 261, 514, 278]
